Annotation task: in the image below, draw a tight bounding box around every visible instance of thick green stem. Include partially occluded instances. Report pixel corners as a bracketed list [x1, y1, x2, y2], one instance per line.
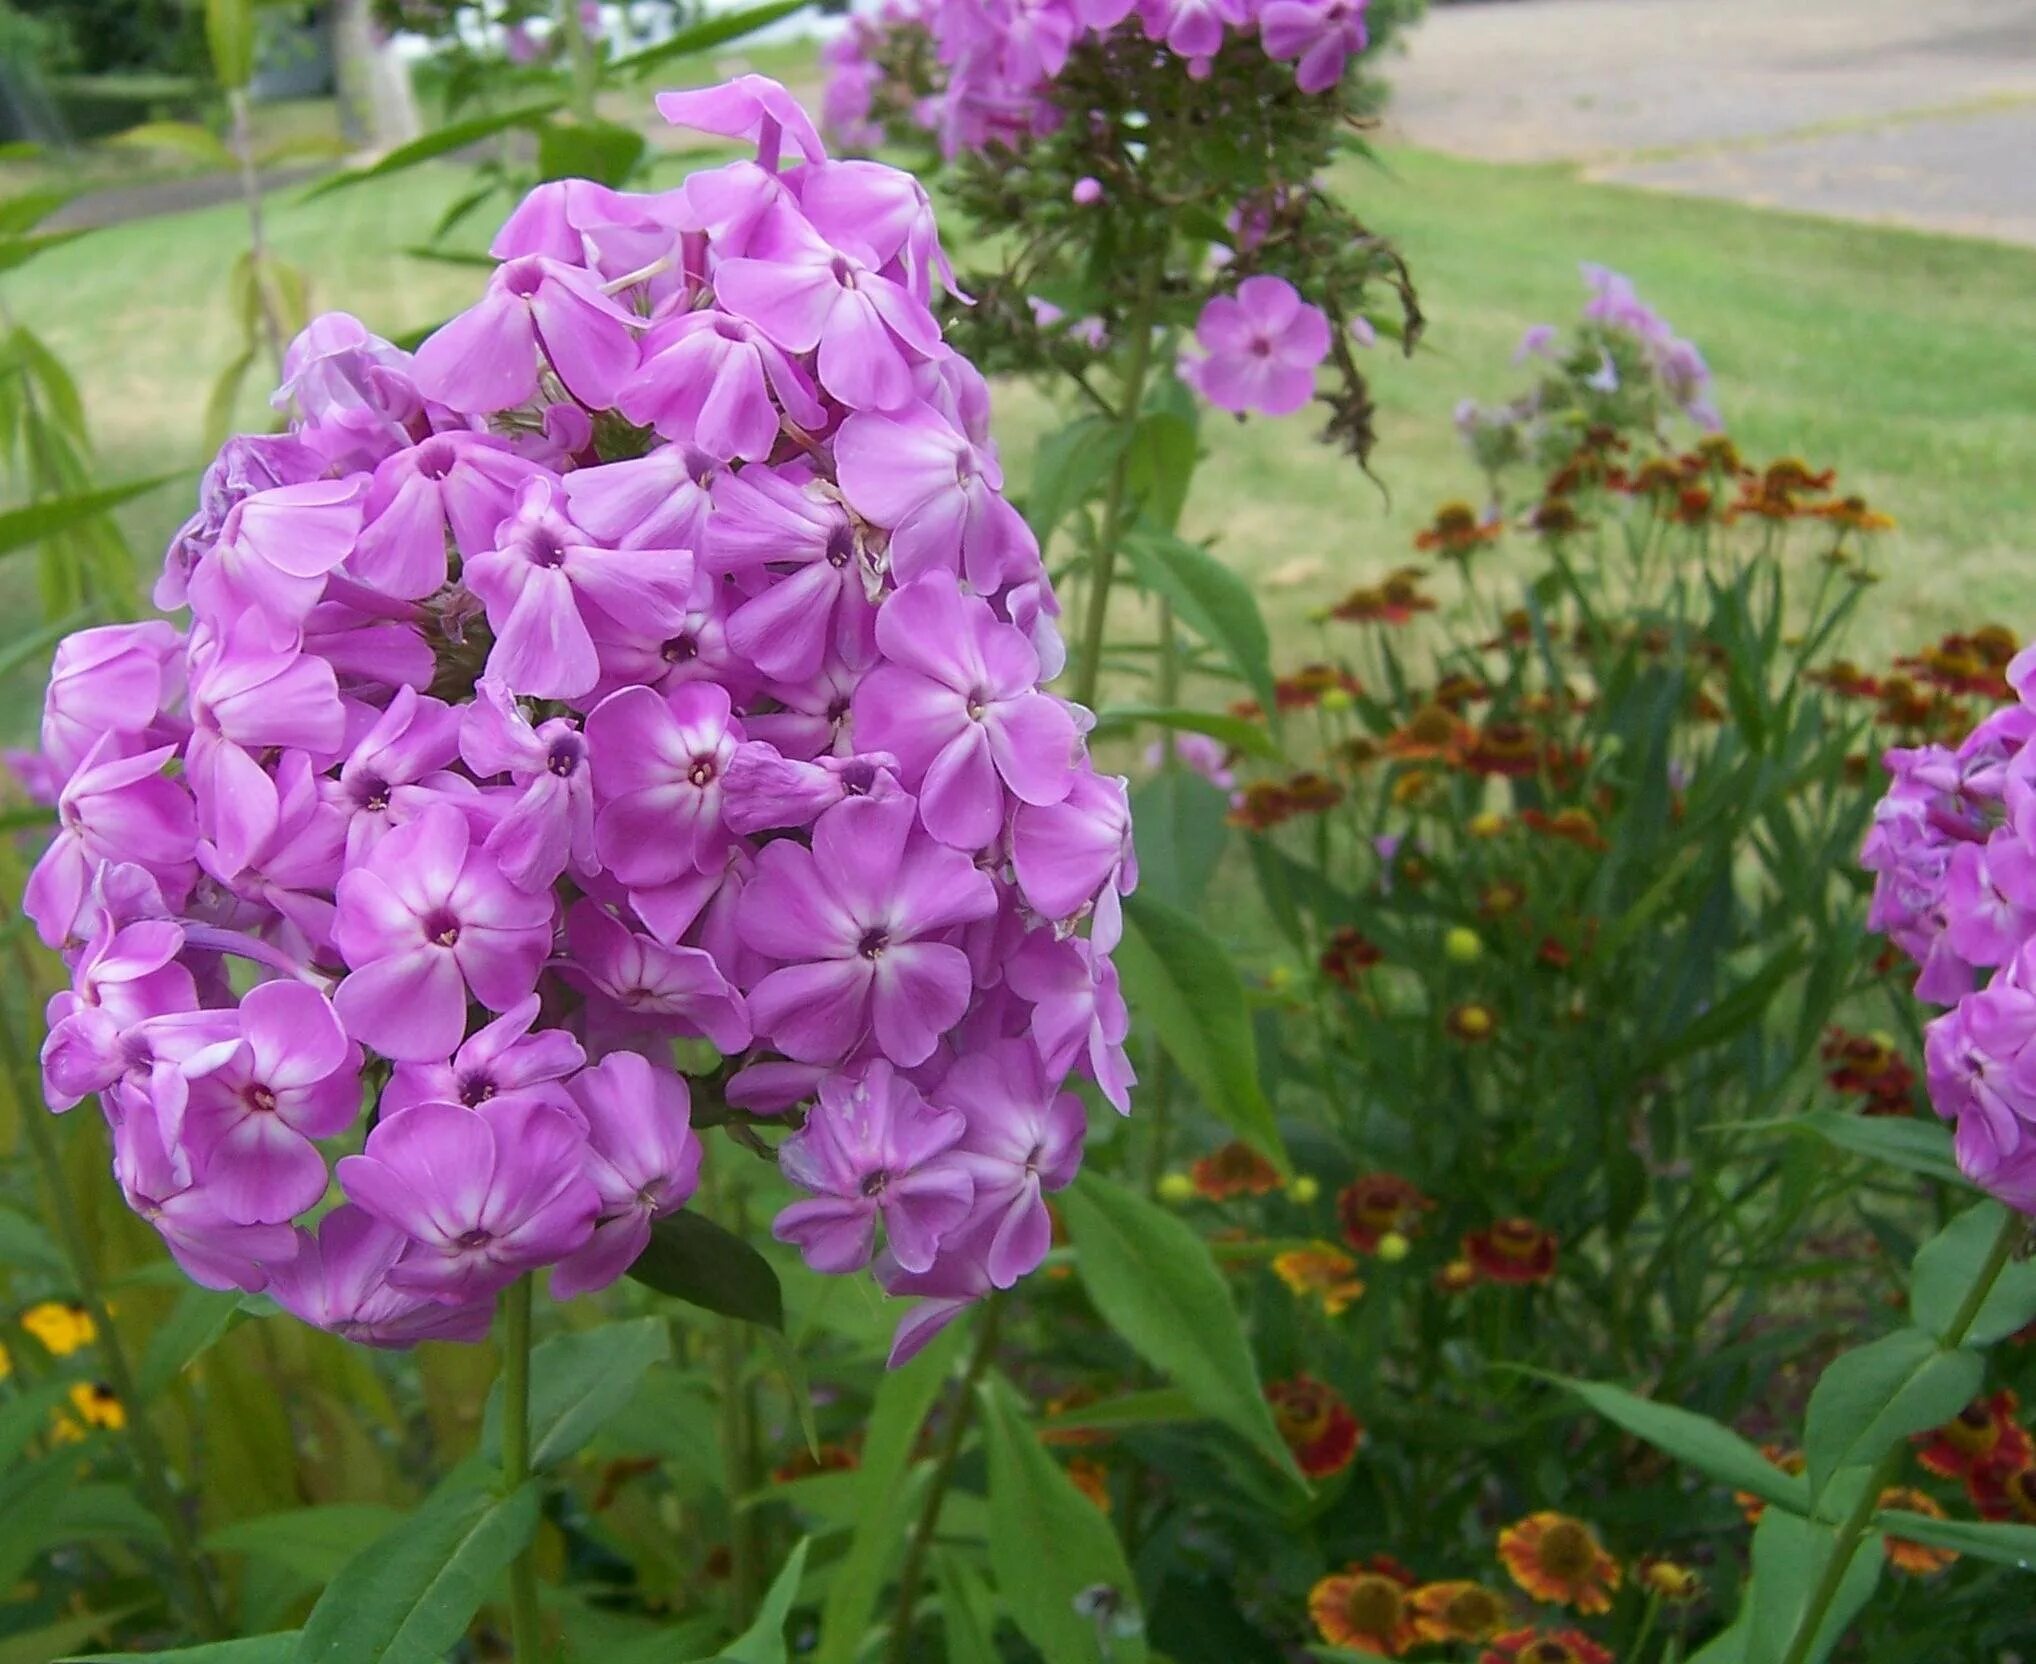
[500, 1276, 543, 1661]
[0, 980, 225, 1639]
[1775, 1211, 2024, 1664]
[1071, 260, 1165, 711]
[882, 1296, 1005, 1664]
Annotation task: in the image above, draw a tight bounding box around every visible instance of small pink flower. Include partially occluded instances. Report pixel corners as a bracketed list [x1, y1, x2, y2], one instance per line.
[1187, 275, 1331, 417]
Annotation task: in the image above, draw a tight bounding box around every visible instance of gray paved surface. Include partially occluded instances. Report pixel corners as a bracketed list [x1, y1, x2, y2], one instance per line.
[1384, 0, 2036, 244]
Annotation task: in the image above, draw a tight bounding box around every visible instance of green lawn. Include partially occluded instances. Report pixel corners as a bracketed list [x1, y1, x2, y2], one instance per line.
[7, 141, 2035, 689]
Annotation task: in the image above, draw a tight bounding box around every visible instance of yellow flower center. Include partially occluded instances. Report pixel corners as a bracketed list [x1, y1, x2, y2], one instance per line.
[1535, 1519, 1597, 1580]
[1341, 1575, 1405, 1639]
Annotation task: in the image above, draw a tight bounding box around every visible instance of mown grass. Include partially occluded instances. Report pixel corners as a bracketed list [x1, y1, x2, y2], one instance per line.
[5, 134, 2035, 708]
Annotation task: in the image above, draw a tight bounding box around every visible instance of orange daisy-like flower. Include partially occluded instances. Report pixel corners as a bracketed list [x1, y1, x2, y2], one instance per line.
[1479, 878, 1528, 918]
[1409, 1580, 1508, 1642]
[1190, 1141, 1283, 1201]
[1447, 1003, 1500, 1044]
[1821, 1028, 1916, 1116]
[1265, 1374, 1363, 1479]
[1520, 806, 1607, 852]
[1464, 721, 1547, 779]
[1272, 1243, 1366, 1315]
[1496, 1513, 1619, 1614]
[1813, 494, 1895, 533]
[51, 1380, 124, 1445]
[1968, 1458, 2036, 1523]
[1309, 1560, 1420, 1656]
[1227, 780, 1299, 832]
[1333, 566, 1438, 627]
[1479, 1627, 1613, 1664]
[1807, 659, 1880, 700]
[1320, 927, 1384, 988]
[1282, 771, 1346, 814]
[1385, 703, 1471, 765]
[1416, 500, 1504, 558]
[1433, 671, 1491, 711]
[1878, 1487, 1957, 1576]
[1736, 1444, 1806, 1525]
[1337, 1173, 1435, 1253]
[1435, 1257, 1478, 1294]
[1466, 1220, 1560, 1286]
[1914, 1390, 2032, 1480]
[1066, 1456, 1111, 1513]
[1275, 662, 1364, 711]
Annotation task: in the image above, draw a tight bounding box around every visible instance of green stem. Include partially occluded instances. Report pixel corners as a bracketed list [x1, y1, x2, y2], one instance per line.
[227, 88, 287, 379]
[557, 0, 600, 124]
[1629, 1589, 1662, 1663]
[500, 1276, 543, 1662]
[1774, 1210, 2024, 1664]
[0, 985, 226, 1639]
[1071, 257, 1165, 710]
[882, 1295, 1005, 1664]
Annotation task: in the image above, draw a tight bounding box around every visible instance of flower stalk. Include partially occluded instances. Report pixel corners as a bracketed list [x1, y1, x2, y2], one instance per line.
[500, 1274, 543, 1661]
[1774, 1210, 2024, 1664]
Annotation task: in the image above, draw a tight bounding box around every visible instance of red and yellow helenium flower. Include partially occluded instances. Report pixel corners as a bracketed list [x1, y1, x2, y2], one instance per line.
[1189, 1140, 1283, 1201]
[1878, 1488, 1958, 1576]
[1272, 1243, 1366, 1315]
[1915, 1390, 2032, 1480]
[1479, 1627, 1613, 1664]
[1309, 1561, 1420, 1655]
[1265, 1374, 1362, 1478]
[1496, 1512, 1620, 1613]
[1409, 1579, 1508, 1642]
[1337, 1173, 1435, 1253]
[1465, 1219, 1559, 1285]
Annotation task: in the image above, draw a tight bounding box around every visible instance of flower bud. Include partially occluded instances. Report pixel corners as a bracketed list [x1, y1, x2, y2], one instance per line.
[1156, 1172, 1196, 1205]
[1443, 926, 1483, 963]
[1377, 1231, 1411, 1263]
[1289, 1175, 1320, 1205]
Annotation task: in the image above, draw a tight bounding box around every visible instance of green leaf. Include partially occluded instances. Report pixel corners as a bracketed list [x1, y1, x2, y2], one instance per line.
[205, 1505, 407, 1585]
[0, 1202, 67, 1274]
[610, 0, 815, 76]
[1038, 1387, 1200, 1436]
[304, 101, 566, 200]
[206, 0, 256, 89]
[55, 1483, 169, 1549]
[139, 1286, 242, 1397]
[0, 1452, 87, 1589]
[814, 1326, 965, 1664]
[689, 1538, 810, 1663]
[537, 119, 649, 188]
[1089, 704, 1279, 760]
[111, 121, 237, 170]
[0, 474, 182, 559]
[1743, 1509, 1882, 1664]
[0, 1381, 77, 1468]
[0, 230, 86, 274]
[1125, 527, 1277, 722]
[1795, 1110, 1966, 1187]
[1026, 416, 1124, 553]
[481, 1317, 670, 1470]
[70, 1638, 298, 1664]
[204, 348, 257, 451]
[978, 1376, 1146, 1664]
[0, 187, 77, 236]
[8, 1608, 141, 1664]
[1872, 1508, 2036, 1567]
[1127, 769, 1229, 913]
[291, 1480, 541, 1664]
[1550, 1375, 1810, 1512]
[1115, 892, 1285, 1167]
[1802, 1326, 1980, 1499]
[1909, 1202, 2036, 1345]
[628, 1211, 785, 1330]
[934, 1552, 1001, 1664]
[1124, 408, 1198, 533]
[1062, 1173, 1301, 1484]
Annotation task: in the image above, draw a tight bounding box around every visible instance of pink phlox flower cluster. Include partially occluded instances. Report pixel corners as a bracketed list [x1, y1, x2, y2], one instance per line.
[1874, 649, 2036, 1211]
[821, 0, 1369, 157]
[26, 79, 1133, 1364]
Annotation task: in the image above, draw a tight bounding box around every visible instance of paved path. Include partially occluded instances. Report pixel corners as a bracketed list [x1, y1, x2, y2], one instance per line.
[1383, 0, 2036, 244]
